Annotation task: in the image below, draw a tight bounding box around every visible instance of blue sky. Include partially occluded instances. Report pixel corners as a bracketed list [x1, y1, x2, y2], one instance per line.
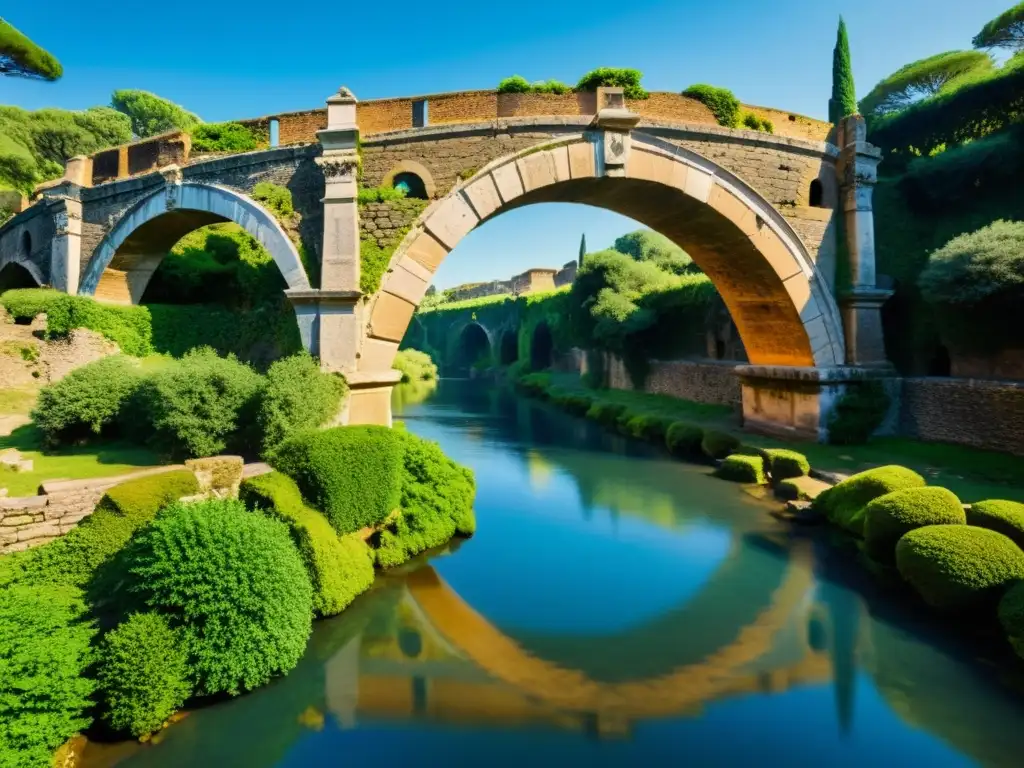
[4, 0, 1011, 287]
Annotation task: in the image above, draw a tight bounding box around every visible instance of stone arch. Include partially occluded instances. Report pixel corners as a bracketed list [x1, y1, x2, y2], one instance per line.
[363, 133, 845, 375]
[530, 320, 553, 370]
[0, 260, 42, 291]
[382, 160, 437, 200]
[499, 329, 519, 365]
[79, 182, 310, 304]
[449, 320, 492, 374]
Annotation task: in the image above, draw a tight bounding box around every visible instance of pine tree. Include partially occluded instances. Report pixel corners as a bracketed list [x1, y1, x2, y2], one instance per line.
[578, 233, 587, 266]
[828, 16, 858, 124]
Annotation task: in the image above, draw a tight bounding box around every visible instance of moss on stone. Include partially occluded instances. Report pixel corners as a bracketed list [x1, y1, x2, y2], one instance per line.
[777, 477, 811, 501]
[863, 487, 966, 563]
[811, 465, 926, 537]
[966, 499, 1024, 550]
[715, 454, 767, 484]
[763, 448, 810, 480]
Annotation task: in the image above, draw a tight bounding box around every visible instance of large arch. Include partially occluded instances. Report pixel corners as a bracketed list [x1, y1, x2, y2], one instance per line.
[79, 182, 311, 305]
[360, 132, 845, 376]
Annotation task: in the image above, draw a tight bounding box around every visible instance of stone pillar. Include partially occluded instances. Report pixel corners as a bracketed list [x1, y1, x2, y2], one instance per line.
[64, 156, 93, 188]
[591, 87, 640, 179]
[836, 115, 891, 366]
[48, 194, 83, 295]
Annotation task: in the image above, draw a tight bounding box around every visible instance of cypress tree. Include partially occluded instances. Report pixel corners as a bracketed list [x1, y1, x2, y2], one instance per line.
[829, 16, 858, 124]
[578, 233, 587, 266]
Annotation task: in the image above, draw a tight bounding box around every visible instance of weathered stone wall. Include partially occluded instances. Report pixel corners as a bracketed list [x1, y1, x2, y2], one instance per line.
[741, 105, 833, 142]
[899, 377, 1024, 456]
[947, 348, 1024, 381]
[360, 198, 429, 251]
[0, 202, 57, 287]
[606, 355, 742, 408]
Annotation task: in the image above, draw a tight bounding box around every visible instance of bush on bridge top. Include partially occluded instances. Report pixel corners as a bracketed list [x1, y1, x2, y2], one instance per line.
[811, 465, 926, 536]
[190, 122, 260, 153]
[683, 85, 741, 128]
[496, 75, 572, 95]
[576, 68, 649, 100]
[271, 425, 405, 535]
[862, 486, 966, 563]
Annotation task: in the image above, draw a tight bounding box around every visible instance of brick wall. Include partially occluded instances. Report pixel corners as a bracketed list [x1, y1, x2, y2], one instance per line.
[605, 354, 742, 407]
[632, 92, 717, 124]
[899, 377, 1024, 456]
[741, 105, 832, 142]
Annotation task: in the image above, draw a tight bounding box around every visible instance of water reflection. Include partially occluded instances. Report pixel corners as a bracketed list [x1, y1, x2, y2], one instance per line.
[83, 380, 1024, 767]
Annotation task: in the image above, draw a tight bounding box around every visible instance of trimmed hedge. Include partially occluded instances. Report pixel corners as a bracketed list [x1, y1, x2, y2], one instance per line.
[715, 454, 767, 484]
[98, 612, 190, 737]
[623, 414, 675, 441]
[998, 581, 1024, 660]
[665, 422, 704, 459]
[776, 477, 812, 501]
[585, 401, 628, 427]
[896, 525, 1024, 611]
[0, 469, 199, 590]
[863, 487, 966, 563]
[123, 499, 312, 696]
[701, 430, 740, 460]
[763, 449, 810, 481]
[257, 352, 347, 458]
[271, 426, 405, 535]
[549, 389, 594, 416]
[0, 585, 96, 768]
[240, 471, 374, 617]
[966, 499, 1024, 550]
[811, 465, 926, 536]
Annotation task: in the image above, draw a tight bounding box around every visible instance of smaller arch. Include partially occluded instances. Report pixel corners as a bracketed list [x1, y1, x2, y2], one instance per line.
[382, 160, 437, 200]
[0, 261, 42, 292]
[530, 321, 553, 370]
[453, 322, 491, 375]
[499, 330, 519, 366]
[20, 231, 31, 260]
[808, 179, 824, 208]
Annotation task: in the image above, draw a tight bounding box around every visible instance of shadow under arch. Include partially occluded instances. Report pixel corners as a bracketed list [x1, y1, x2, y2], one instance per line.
[79, 182, 311, 305]
[366, 133, 845, 375]
[0, 260, 43, 291]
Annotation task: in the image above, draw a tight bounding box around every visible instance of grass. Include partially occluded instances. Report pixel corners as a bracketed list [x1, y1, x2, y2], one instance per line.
[0, 386, 37, 416]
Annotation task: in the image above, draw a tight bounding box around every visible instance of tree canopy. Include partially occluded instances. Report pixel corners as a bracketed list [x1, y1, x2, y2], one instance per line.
[612, 229, 698, 275]
[111, 90, 201, 138]
[0, 18, 61, 80]
[973, 3, 1024, 51]
[859, 51, 993, 118]
[829, 17, 857, 123]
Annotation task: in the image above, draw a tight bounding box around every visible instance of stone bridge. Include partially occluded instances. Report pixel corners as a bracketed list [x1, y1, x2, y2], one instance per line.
[0, 85, 888, 439]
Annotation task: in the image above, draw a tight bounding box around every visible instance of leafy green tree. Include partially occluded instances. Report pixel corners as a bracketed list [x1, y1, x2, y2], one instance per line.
[578, 233, 587, 266]
[613, 229, 698, 275]
[829, 16, 858, 123]
[0, 18, 61, 80]
[859, 51, 993, 117]
[973, 2, 1024, 51]
[111, 89, 201, 138]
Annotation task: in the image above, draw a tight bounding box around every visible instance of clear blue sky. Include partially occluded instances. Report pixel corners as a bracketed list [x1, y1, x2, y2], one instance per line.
[3, 0, 1010, 288]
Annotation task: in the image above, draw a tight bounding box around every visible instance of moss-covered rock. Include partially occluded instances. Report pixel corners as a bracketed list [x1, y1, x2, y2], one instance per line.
[714, 454, 767, 484]
[812, 465, 926, 536]
[967, 500, 1024, 551]
[998, 581, 1024, 660]
[585, 401, 627, 427]
[863, 487, 966, 563]
[665, 422, 704, 459]
[896, 525, 1024, 611]
[763, 449, 810, 480]
[701, 430, 740, 460]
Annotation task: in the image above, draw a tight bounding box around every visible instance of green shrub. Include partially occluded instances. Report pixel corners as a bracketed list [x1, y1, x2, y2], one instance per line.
[251, 182, 294, 219]
[742, 112, 761, 130]
[190, 122, 260, 153]
[998, 581, 1024, 660]
[124, 499, 312, 696]
[516, 372, 553, 398]
[373, 431, 476, 568]
[896, 525, 1024, 611]
[532, 79, 571, 95]
[240, 472, 375, 616]
[966, 499, 1024, 550]
[356, 184, 407, 204]
[715, 454, 767, 484]
[665, 422, 704, 459]
[576, 67, 649, 99]
[271, 426, 405, 535]
[257, 352, 347, 458]
[132, 347, 263, 459]
[701, 430, 740, 460]
[0, 469, 199, 590]
[0, 287, 64, 320]
[776, 477, 812, 501]
[31, 355, 142, 446]
[98, 612, 190, 737]
[763, 449, 810, 480]
[811, 465, 926, 536]
[0, 585, 96, 768]
[585, 401, 627, 427]
[683, 84, 741, 127]
[863, 487, 966, 563]
[393, 348, 438, 383]
[548, 389, 593, 416]
[497, 75, 531, 93]
[111, 90, 200, 138]
[826, 380, 890, 445]
[624, 414, 674, 441]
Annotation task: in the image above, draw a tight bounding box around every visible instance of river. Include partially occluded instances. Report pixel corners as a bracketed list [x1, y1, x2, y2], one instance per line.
[81, 380, 1024, 767]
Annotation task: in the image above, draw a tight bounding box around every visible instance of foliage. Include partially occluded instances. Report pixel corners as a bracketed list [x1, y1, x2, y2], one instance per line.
[357, 185, 407, 204]
[0, 18, 62, 80]
[393, 348, 438, 383]
[358, 196, 427, 295]
[741, 111, 775, 133]
[701, 430, 740, 460]
[240, 472, 375, 616]
[575, 67, 648, 99]
[622, 414, 675, 441]
[585, 401, 628, 427]
[0, 585, 95, 768]
[252, 182, 294, 219]
[862, 487, 966, 562]
[973, 3, 1024, 51]
[776, 477, 813, 502]
[496, 75, 570, 94]
[829, 16, 858, 123]
[123, 499, 312, 696]
[0, 470, 199, 590]
[966, 499, 1024, 549]
[682, 84, 741, 128]
[547, 388, 594, 416]
[859, 51, 993, 118]
[612, 229, 697, 274]
[763, 449, 810, 480]
[811, 465, 926, 536]
[32, 356, 142, 446]
[130, 347, 264, 459]
[896, 525, 1024, 611]
[373, 430, 476, 568]
[271, 426, 405, 534]
[98, 612, 191, 737]
[826, 380, 890, 445]
[190, 122, 260, 153]
[715, 453, 767, 484]
[998, 580, 1024, 660]
[257, 352, 347, 458]
[665, 422, 705, 459]
[111, 89, 200, 138]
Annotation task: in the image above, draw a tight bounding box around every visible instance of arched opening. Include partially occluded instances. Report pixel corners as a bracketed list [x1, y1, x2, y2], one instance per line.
[393, 172, 428, 200]
[0, 262, 40, 293]
[530, 321, 553, 370]
[499, 330, 518, 365]
[20, 231, 31, 260]
[453, 323, 490, 375]
[809, 179, 824, 208]
[927, 344, 951, 377]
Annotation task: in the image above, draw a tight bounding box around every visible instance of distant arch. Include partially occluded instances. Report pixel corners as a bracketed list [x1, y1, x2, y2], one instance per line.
[530, 321, 553, 370]
[499, 329, 518, 365]
[382, 160, 437, 200]
[79, 182, 310, 304]
[452, 322, 491, 374]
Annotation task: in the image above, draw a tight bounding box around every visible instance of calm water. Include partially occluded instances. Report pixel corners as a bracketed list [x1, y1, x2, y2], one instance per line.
[84, 380, 1024, 768]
